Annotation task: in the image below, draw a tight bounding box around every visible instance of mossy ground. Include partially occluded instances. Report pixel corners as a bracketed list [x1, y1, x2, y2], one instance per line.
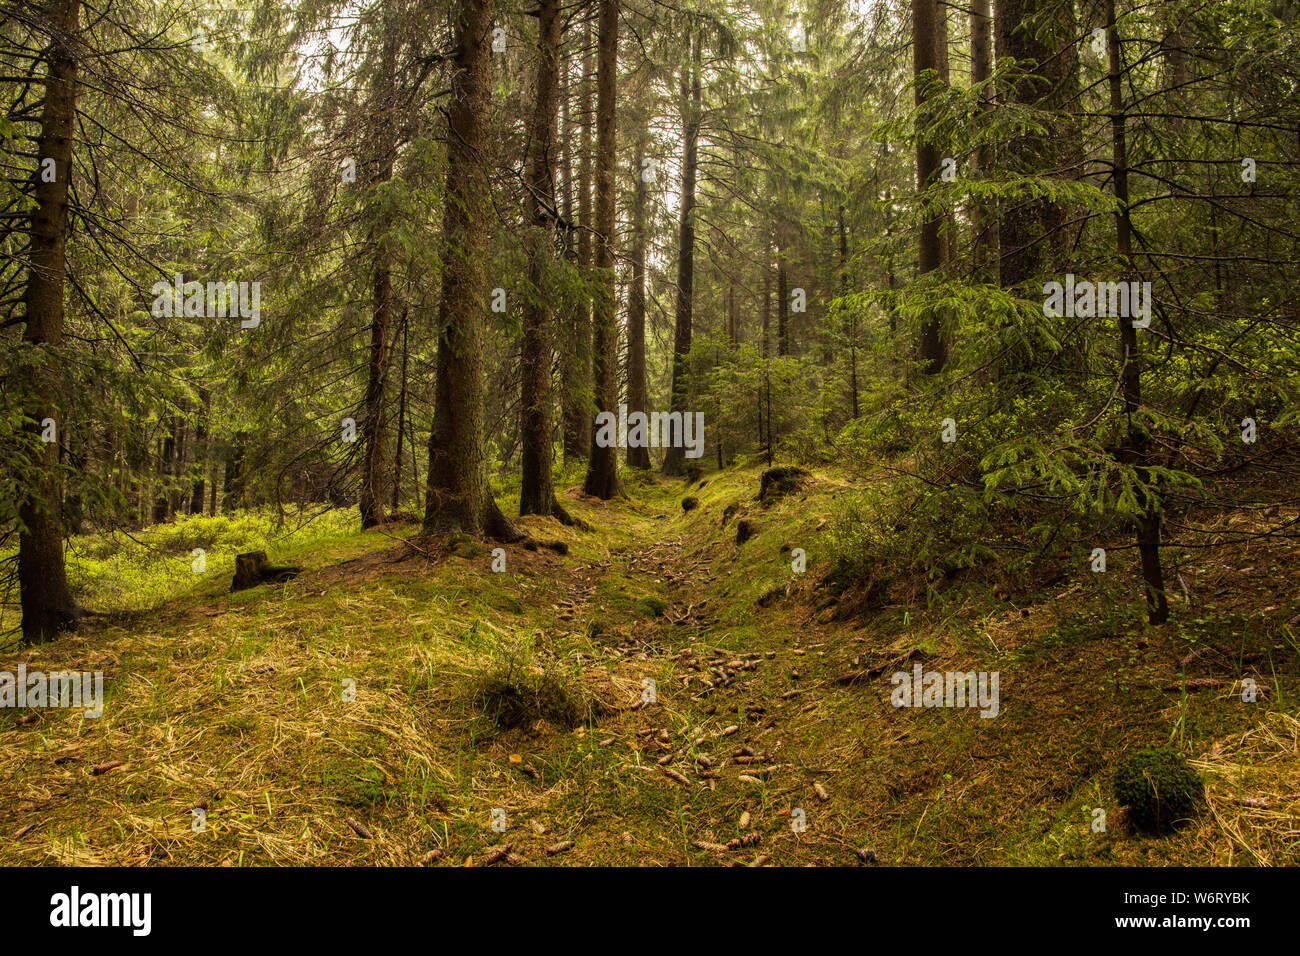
[2, 463, 1298, 865]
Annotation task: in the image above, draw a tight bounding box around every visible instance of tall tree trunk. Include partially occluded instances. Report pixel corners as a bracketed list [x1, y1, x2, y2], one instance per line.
[17, 0, 81, 642]
[359, 23, 399, 530]
[969, 0, 996, 282]
[561, 19, 595, 461]
[994, 0, 1079, 288]
[1107, 0, 1167, 624]
[581, 0, 620, 498]
[519, 0, 574, 520]
[626, 130, 652, 469]
[912, 0, 946, 373]
[423, 0, 520, 539]
[661, 34, 701, 477]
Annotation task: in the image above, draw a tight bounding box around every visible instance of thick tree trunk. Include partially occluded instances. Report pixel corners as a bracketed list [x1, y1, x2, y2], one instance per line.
[17, 0, 81, 643]
[423, 0, 520, 539]
[912, 0, 946, 374]
[359, 23, 399, 530]
[519, 0, 573, 521]
[994, 0, 1080, 288]
[1107, 0, 1167, 624]
[626, 131, 652, 469]
[581, 0, 620, 498]
[661, 36, 700, 478]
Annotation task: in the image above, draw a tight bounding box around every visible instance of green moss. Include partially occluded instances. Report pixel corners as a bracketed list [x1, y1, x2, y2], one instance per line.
[1113, 746, 1203, 832]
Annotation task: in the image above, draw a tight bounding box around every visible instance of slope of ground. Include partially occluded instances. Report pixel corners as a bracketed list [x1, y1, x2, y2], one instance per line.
[2, 464, 1298, 865]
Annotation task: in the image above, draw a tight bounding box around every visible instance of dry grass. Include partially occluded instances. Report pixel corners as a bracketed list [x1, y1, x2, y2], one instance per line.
[3, 464, 1298, 866]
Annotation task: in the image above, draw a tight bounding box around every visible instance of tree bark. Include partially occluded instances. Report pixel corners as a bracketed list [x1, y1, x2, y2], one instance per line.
[359, 21, 399, 530]
[969, 0, 996, 282]
[581, 0, 620, 498]
[561, 18, 595, 461]
[423, 0, 520, 539]
[912, 0, 946, 373]
[661, 33, 701, 477]
[626, 130, 652, 469]
[519, 0, 574, 522]
[1107, 0, 1167, 624]
[17, 0, 81, 642]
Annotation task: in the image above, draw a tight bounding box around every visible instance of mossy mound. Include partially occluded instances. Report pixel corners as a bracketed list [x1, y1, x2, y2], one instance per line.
[473, 668, 584, 731]
[1113, 746, 1203, 832]
[758, 466, 810, 502]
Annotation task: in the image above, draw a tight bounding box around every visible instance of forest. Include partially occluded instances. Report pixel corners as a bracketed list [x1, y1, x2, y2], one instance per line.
[1, 0, 1299, 871]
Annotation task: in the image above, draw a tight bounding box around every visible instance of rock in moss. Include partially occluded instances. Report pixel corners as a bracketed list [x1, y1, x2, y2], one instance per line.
[1113, 746, 1203, 832]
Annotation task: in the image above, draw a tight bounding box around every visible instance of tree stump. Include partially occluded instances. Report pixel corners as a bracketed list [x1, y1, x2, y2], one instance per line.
[231, 551, 301, 592]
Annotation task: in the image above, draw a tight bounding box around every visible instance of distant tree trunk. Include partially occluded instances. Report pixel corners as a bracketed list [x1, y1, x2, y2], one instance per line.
[224, 433, 246, 512]
[969, 0, 996, 282]
[392, 309, 409, 512]
[626, 131, 652, 469]
[776, 248, 789, 357]
[661, 33, 701, 478]
[153, 426, 175, 523]
[171, 415, 185, 516]
[582, 0, 620, 498]
[17, 0, 81, 642]
[423, 0, 520, 539]
[561, 19, 595, 462]
[839, 204, 859, 417]
[519, 0, 574, 521]
[190, 389, 210, 514]
[64, 419, 85, 534]
[1106, 1, 1167, 624]
[912, 0, 946, 374]
[761, 263, 771, 359]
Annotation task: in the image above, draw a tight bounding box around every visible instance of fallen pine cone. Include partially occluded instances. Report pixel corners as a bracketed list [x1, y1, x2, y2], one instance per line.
[345, 817, 374, 840]
[90, 761, 125, 776]
[661, 767, 691, 787]
[546, 840, 574, 855]
[481, 843, 513, 866]
[692, 840, 731, 853]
